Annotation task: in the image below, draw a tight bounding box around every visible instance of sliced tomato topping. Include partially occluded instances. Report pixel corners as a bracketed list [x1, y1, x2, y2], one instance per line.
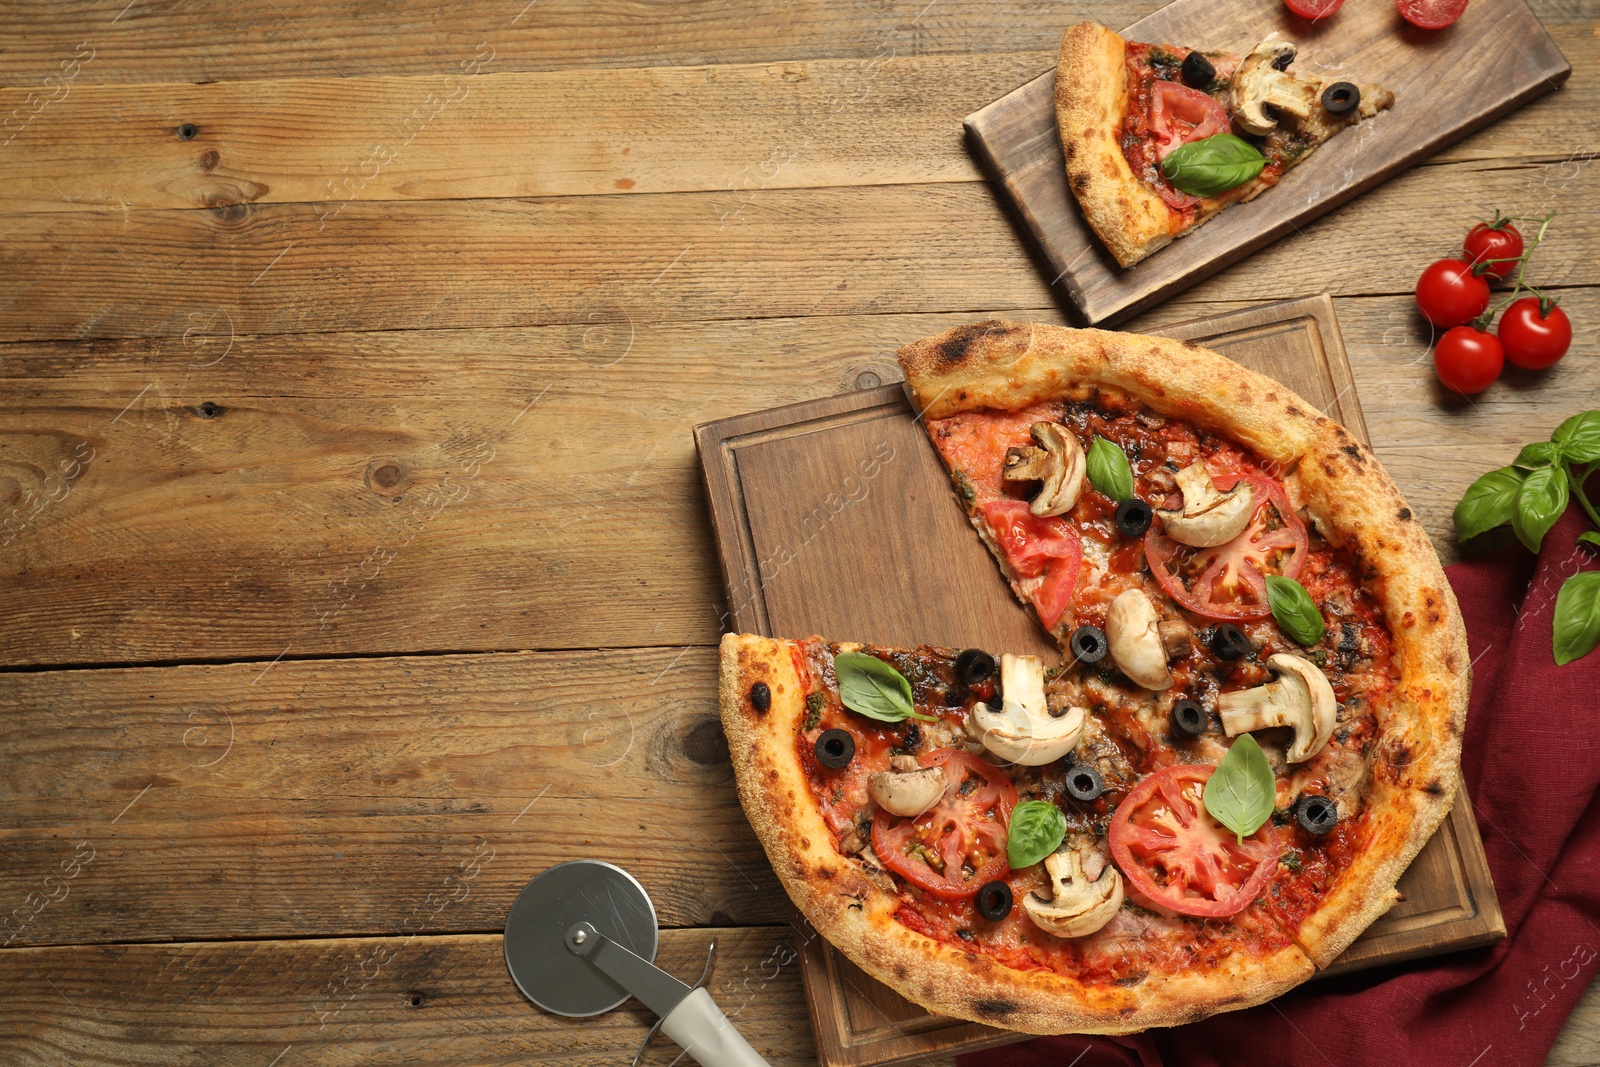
[1031, 556, 1080, 632]
[872, 748, 1018, 899]
[1108, 764, 1278, 918]
[1144, 469, 1307, 620]
[978, 499, 1082, 631]
[1149, 81, 1230, 162]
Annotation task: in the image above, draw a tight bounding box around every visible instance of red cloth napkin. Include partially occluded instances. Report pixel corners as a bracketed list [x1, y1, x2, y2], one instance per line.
[961, 507, 1600, 1067]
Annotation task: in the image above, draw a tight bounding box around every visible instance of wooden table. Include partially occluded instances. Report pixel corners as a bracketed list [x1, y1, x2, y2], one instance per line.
[0, 3, 1596, 1064]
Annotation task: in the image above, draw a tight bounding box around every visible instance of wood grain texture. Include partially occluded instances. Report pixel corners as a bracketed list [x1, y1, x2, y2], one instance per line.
[965, 0, 1571, 323]
[2, 292, 1597, 668]
[0, 646, 795, 946]
[0, 926, 815, 1066]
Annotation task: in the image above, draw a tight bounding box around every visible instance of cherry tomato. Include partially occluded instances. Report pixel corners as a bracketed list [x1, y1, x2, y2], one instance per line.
[979, 499, 1083, 632]
[872, 748, 1018, 899]
[1397, 0, 1468, 28]
[1433, 326, 1504, 394]
[1463, 222, 1523, 282]
[1498, 297, 1572, 371]
[1145, 469, 1308, 621]
[1415, 259, 1490, 328]
[1107, 764, 1278, 918]
[1285, 0, 1346, 18]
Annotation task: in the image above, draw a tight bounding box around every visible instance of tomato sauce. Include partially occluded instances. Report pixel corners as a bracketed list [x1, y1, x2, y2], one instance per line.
[802, 391, 1400, 982]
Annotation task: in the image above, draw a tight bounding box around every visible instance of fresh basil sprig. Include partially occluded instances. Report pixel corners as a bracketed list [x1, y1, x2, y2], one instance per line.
[1265, 575, 1325, 646]
[833, 652, 937, 723]
[1454, 410, 1600, 666]
[1203, 734, 1276, 845]
[1161, 134, 1268, 198]
[1086, 437, 1135, 502]
[1007, 799, 1067, 869]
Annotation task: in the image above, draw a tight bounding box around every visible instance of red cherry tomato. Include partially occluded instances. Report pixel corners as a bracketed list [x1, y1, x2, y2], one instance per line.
[1107, 764, 1278, 918]
[1498, 298, 1572, 370]
[1145, 469, 1308, 621]
[1434, 326, 1504, 394]
[1415, 259, 1490, 328]
[1463, 222, 1523, 282]
[1397, 0, 1468, 28]
[872, 748, 1017, 899]
[1285, 0, 1345, 18]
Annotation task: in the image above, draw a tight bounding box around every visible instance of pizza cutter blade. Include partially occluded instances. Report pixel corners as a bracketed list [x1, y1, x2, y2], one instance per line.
[505, 860, 771, 1067]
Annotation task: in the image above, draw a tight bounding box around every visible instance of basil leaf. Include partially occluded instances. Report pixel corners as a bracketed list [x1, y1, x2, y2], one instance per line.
[1203, 733, 1276, 844]
[1553, 571, 1600, 666]
[1579, 531, 1600, 550]
[1161, 134, 1268, 198]
[1511, 465, 1569, 553]
[1514, 441, 1560, 469]
[1086, 437, 1134, 502]
[1553, 411, 1600, 463]
[1007, 799, 1067, 869]
[833, 652, 935, 723]
[1265, 575, 1325, 646]
[1454, 466, 1525, 542]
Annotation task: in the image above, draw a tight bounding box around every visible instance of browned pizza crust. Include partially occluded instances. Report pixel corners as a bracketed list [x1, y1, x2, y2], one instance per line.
[719, 632, 1315, 1034]
[897, 320, 1469, 969]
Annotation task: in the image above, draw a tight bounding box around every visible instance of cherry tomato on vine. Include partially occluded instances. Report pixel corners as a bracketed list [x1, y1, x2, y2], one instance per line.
[1415, 259, 1490, 328]
[1284, 0, 1345, 18]
[1397, 0, 1468, 29]
[1434, 326, 1504, 394]
[1498, 297, 1572, 371]
[1463, 222, 1524, 281]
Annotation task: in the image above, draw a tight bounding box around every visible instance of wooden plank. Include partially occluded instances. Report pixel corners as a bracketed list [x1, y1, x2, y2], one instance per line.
[4, 20, 1595, 215]
[3, 153, 1598, 345]
[964, 0, 1570, 324]
[0, 647, 802, 946]
[697, 296, 1501, 1066]
[0, 54, 1053, 213]
[1, 292, 1596, 668]
[0, 1, 1161, 86]
[0, 926, 817, 1066]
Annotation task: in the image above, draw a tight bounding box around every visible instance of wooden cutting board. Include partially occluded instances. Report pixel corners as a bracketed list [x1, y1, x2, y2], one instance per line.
[964, 0, 1570, 326]
[694, 296, 1504, 1067]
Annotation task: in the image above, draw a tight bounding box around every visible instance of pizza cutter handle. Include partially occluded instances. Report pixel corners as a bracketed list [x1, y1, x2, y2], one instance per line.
[659, 987, 771, 1067]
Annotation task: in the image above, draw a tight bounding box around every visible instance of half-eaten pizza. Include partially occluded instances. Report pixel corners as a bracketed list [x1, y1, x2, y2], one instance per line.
[1056, 22, 1395, 267]
[718, 322, 1467, 1033]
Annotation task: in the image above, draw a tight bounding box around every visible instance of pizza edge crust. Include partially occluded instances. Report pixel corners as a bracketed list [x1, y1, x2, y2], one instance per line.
[1056, 21, 1183, 269]
[897, 319, 1468, 972]
[719, 632, 1314, 1034]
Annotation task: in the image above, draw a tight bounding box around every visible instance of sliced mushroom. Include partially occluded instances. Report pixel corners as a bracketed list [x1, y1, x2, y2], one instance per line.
[1105, 589, 1174, 691]
[1158, 617, 1194, 659]
[1153, 462, 1256, 548]
[1021, 849, 1124, 938]
[968, 653, 1086, 766]
[867, 765, 948, 817]
[1002, 422, 1086, 518]
[1216, 653, 1337, 763]
[1230, 35, 1319, 136]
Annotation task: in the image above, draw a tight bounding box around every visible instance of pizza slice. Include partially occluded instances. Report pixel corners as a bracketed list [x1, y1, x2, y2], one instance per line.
[1056, 21, 1395, 267]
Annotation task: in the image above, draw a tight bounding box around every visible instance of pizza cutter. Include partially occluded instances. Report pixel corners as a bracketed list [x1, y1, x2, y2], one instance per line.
[505, 860, 770, 1067]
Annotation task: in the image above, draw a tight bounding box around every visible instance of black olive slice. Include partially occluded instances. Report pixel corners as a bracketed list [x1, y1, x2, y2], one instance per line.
[954, 648, 997, 686]
[1064, 764, 1106, 802]
[1295, 794, 1338, 835]
[749, 682, 771, 713]
[1114, 498, 1154, 538]
[1180, 51, 1217, 89]
[1069, 625, 1108, 665]
[1321, 81, 1360, 115]
[975, 880, 1014, 920]
[1171, 699, 1208, 737]
[815, 729, 855, 769]
[1209, 623, 1253, 661]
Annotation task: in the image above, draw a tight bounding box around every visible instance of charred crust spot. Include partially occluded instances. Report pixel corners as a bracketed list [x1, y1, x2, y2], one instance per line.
[1070, 171, 1090, 194]
[1342, 445, 1364, 461]
[1181, 340, 1201, 350]
[973, 997, 1017, 1018]
[799, 837, 810, 849]
[1423, 779, 1446, 797]
[934, 323, 994, 365]
[1389, 741, 1412, 767]
[817, 866, 835, 880]
[1286, 405, 1306, 417]
[1398, 507, 1413, 521]
[1321, 456, 1340, 477]
[1065, 141, 1077, 161]
[894, 965, 908, 979]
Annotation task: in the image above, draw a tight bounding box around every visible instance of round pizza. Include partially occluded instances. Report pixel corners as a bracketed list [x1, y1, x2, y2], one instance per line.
[717, 321, 1467, 1033]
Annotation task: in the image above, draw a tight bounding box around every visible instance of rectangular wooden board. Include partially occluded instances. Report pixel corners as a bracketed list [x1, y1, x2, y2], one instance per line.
[695, 296, 1504, 1067]
[964, 0, 1570, 325]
